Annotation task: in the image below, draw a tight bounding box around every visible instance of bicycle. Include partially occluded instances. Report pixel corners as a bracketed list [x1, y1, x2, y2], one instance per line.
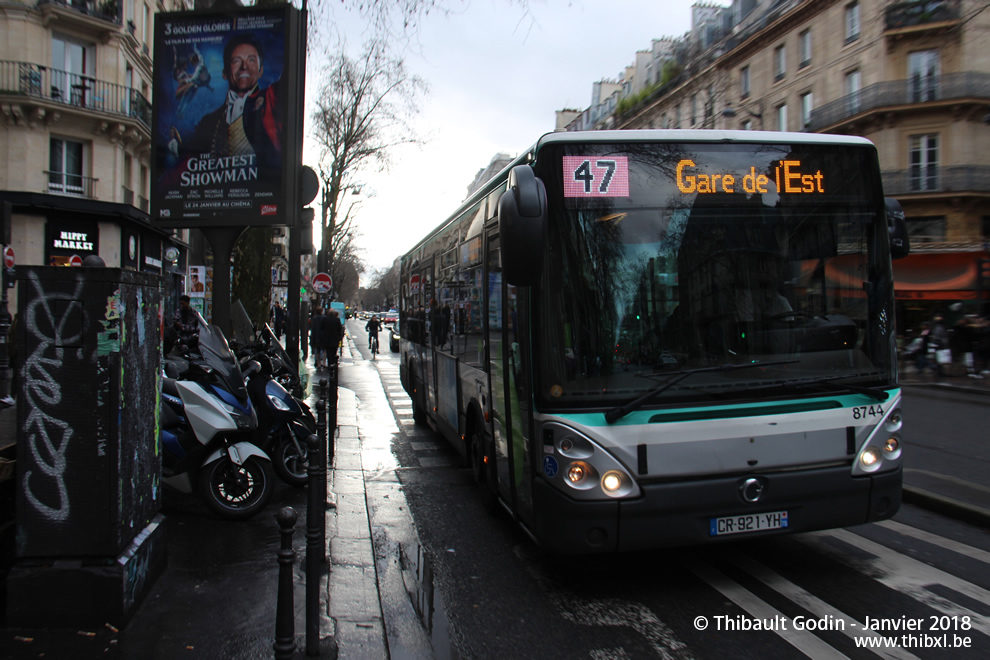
[370, 334, 379, 359]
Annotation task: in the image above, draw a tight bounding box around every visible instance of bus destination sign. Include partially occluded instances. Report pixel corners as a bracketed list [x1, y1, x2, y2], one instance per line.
[563, 156, 629, 198]
[675, 159, 825, 196]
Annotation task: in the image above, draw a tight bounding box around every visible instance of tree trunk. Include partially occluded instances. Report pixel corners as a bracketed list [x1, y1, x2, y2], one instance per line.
[232, 226, 273, 327]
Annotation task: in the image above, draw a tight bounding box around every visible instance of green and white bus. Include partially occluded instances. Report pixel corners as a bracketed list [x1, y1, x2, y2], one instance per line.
[398, 130, 908, 553]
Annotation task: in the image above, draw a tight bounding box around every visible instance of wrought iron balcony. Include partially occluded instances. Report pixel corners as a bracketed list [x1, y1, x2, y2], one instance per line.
[45, 170, 99, 198]
[881, 166, 990, 196]
[808, 72, 990, 132]
[37, 0, 121, 38]
[885, 0, 961, 32]
[0, 61, 151, 130]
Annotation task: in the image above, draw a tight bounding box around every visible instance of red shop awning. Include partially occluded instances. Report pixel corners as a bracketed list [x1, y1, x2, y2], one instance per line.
[892, 252, 989, 301]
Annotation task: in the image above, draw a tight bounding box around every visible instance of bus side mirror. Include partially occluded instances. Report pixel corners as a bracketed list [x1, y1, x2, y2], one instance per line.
[885, 197, 910, 260]
[498, 165, 548, 286]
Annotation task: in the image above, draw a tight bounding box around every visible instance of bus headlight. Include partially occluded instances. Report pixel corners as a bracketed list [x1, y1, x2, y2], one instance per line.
[882, 436, 901, 460]
[602, 471, 621, 492]
[884, 408, 903, 432]
[543, 422, 642, 500]
[600, 470, 636, 498]
[859, 447, 881, 472]
[564, 462, 598, 490]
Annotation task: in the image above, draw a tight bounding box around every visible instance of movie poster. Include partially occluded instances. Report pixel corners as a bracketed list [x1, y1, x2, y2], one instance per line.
[151, 8, 289, 227]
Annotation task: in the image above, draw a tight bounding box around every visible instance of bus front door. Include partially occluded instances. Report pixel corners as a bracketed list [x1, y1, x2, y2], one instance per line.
[487, 233, 535, 523]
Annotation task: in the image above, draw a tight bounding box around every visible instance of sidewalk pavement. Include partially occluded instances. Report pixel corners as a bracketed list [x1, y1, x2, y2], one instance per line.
[1, 345, 988, 658]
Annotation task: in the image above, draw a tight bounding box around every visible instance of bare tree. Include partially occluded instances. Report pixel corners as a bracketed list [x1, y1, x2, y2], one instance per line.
[310, 37, 425, 294]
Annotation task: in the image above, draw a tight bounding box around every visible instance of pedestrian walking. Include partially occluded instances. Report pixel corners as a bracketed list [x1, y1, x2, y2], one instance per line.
[322, 310, 343, 364]
[310, 307, 326, 368]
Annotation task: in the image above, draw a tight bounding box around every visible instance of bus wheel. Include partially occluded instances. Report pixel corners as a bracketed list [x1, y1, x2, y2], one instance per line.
[469, 427, 498, 514]
[411, 370, 428, 426]
[412, 398, 427, 426]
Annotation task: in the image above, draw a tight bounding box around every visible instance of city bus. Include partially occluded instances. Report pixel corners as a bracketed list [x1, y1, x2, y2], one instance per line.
[398, 130, 908, 553]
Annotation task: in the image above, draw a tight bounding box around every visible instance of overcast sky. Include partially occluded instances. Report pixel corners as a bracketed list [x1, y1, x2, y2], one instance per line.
[303, 0, 704, 280]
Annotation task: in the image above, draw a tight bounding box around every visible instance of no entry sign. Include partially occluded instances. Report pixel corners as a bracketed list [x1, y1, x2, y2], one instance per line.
[312, 272, 332, 294]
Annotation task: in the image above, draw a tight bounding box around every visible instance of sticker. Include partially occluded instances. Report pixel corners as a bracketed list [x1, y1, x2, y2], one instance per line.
[550, 384, 563, 398]
[542, 455, 559, 479]
[563, 156, 630, 198]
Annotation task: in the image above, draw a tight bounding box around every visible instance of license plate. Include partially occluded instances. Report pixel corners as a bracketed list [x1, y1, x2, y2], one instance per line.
[710, 511, 789, 536]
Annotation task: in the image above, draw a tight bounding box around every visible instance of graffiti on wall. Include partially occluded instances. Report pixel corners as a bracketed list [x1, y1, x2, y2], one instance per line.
[21, 275, 88, 523]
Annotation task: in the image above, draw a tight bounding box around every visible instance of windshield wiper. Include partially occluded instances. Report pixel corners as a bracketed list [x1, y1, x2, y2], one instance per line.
[604, 360, 799, 424]
[738, 375, 889, 402]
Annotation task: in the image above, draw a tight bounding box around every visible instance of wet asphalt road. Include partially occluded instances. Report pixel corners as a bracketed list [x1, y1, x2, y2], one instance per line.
[345, 319, 990, 660]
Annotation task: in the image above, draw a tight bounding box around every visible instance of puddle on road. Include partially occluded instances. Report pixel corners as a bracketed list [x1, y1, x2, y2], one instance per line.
[402, 541, 459, 660]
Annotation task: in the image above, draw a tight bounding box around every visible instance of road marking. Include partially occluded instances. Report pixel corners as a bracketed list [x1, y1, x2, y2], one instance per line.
[733, 556, 920, 660]
[690, 562, 847, 659]
[904, 469, 990, 494]
[875, 520, 990, 565]
[805, 529, 990, 636]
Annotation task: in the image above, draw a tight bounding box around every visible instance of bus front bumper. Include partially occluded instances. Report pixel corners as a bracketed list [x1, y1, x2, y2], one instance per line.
[531, 464, 902, 554]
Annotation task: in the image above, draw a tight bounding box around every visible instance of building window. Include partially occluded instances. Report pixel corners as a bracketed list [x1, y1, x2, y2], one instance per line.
[909, 134, 939, 192]
[799, 30, 812, 68]
[845, 2, 860, 43]
[123, 153, 133, 204]
[774, 45, 786, 81]
[143, 4, 150, 44]
[845, 69, 862, 114]
[742, 119, 753, 131]
[49, 138, 85, 196]
[691, 94, 697, 125]
[906, 216, 946, 243]
[740, 65, 750, 99]
[674, 105, 681, 129]
[800, 92, 813, 129]
[908, 50, 940, 102]
[140, 164, 149, 212]
[52, 35, 94, 105]
[776, 104, 788, 131]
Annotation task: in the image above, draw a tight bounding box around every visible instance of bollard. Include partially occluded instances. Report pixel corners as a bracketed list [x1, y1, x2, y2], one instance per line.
[305, 434, 325, 656]
[325, 371, 338, 466]
[274, 507, 298, 660]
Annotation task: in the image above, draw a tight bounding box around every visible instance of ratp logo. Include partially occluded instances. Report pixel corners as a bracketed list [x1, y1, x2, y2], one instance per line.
[261, 205, 278, 216]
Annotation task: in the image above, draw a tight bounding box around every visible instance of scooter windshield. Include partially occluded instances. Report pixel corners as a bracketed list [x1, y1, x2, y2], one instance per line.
[196, 313, 249, 401]
[261, 323, 297, 380]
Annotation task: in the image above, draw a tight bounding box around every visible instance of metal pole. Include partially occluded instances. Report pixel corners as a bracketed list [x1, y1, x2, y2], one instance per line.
[0, 259, 12, 405]
[305, 433, 325, 655]
[274, 507, 298, 660]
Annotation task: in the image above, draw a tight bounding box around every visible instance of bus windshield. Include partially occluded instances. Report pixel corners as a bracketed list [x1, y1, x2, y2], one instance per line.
[533, 140, 895, 408]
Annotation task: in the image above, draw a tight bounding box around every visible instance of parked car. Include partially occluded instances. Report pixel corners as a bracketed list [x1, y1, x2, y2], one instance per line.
[389, 321, 400, 353]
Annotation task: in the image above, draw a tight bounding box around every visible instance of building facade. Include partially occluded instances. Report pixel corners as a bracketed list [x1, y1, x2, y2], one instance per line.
[1, 0, 198, 314]
[562, 0, 990, 330]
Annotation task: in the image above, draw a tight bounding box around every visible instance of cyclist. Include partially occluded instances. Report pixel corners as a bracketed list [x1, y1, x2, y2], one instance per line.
[365, 315, 382, 354]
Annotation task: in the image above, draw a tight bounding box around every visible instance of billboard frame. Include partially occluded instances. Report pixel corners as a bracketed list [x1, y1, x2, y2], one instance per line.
[150, 5, 304, 229]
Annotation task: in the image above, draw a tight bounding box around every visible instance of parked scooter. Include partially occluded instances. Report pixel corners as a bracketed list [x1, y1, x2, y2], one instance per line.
[228, 323, 316, 487]
[245, 351, 314, 486]
[161, 314, 274, 520]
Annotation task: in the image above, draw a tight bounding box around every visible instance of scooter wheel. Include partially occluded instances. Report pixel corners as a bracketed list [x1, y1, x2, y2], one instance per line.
[272, 432, 309, 487]
[198, 456, 274, 520]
